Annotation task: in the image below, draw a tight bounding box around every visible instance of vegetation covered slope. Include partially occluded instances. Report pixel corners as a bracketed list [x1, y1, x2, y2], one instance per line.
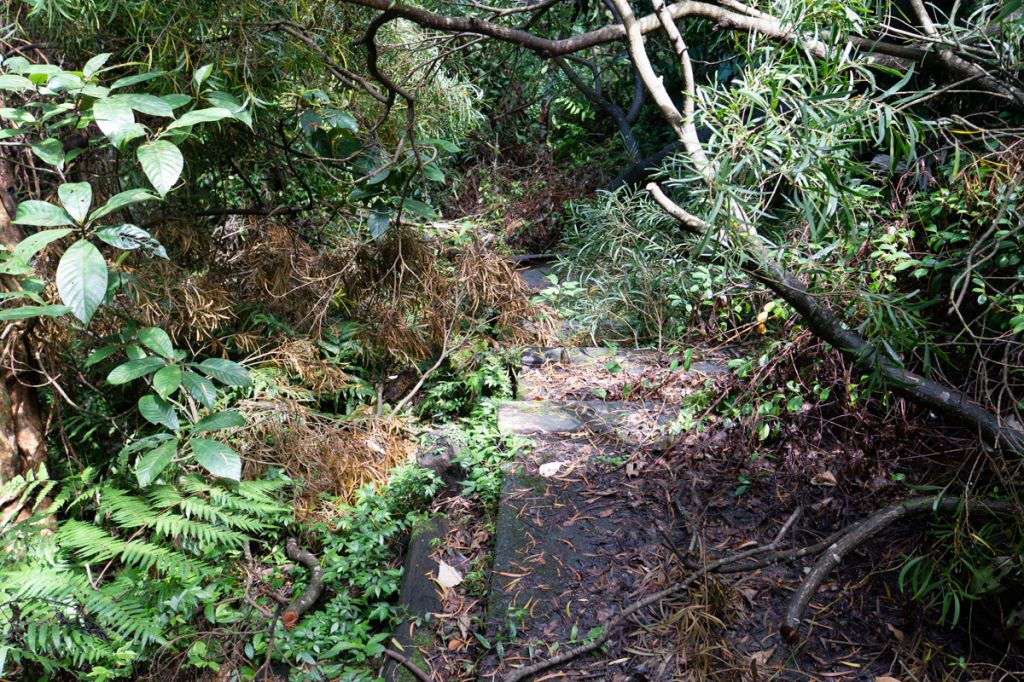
[1, 0, 1023, 679]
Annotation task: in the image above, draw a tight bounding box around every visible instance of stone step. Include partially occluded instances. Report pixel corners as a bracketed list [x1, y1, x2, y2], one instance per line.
[521, 346, 728, 375]
[497, 399, 677, 448]
[479, 428, 665, 678]
[384, 516, 448, 682]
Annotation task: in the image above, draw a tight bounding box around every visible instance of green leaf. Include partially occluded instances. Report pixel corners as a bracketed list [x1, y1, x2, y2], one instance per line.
[165, 107, 233, 131]
[162, 94, 192, 109]
[113, 93, 174, 118]
[153, 365, 182, 399]
[109, 71, 164, 90]
[190, 438, 241, 480]
[0, 304, 69, 321]
[137, 141, 183, 196]
[0, 74, 34, 92]
[139, 394, 180, 430]
[138, 327, 174, 359]
[44, 73, 84, 92]
[83, 344, 121, 367]
[91, 97, 135, 142]
[181, 371, 217, 408]
[401, 198, 439, 219]
[13, 201, 74, 227]
[55, 240, 108, 324]
[135, 439, 177, 487]
[94, 224, 168, 258]
[58, 182, 93, 223]
[423, 165, 445, 183]
[107, 357, 165, 385]
[194, 358, 251, 386]
[89, 188, 159, 221]
[997, 0, 1023, 21]
[13, 228, 73, 261]
[368, 209, 390, 241]
[193, 64, 214, 89]
[31, 139, 65, 168]
[83, 53, 112, 79]
[192, 410, 245, 433]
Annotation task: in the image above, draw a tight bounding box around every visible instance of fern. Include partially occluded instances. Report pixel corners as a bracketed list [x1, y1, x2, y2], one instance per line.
[0, 466, 291, 678]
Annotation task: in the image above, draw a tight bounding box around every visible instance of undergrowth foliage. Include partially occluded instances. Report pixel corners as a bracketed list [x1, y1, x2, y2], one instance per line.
[0, 466, 290, 678]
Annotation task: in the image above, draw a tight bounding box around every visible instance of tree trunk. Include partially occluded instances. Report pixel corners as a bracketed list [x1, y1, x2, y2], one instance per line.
[0, 146, 48, 485]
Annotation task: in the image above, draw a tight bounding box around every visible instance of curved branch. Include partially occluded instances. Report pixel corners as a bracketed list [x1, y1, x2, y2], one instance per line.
[343, 0, 826, 58]
[282, 538, 324, 628]
[646, 182, 1024, 454]
[781, 495, 1015, 642]
[553, 56, 641, 160]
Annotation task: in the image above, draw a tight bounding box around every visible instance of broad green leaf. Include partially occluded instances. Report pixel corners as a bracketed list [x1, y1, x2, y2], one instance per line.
[1, 57, 30, 73]
[0, 108, 34, 124]
[194, 358, 251, 386]
[323, 108, 358, 132]
[13, 201, 73, 227]
[83, 344, 121, 367]
[138, 327, 174, 359]
[81, 85, 109, 98]
[152, 364, 182, 399]
[137, 141, 183, 196]
[162, 94, 192, 109]
[83, 53, 112, 79]
[368, 209, 390, 241]
[0, 305, 69, 321]
[0, 74, 34, 92]
[181, 371, 217, 408]
[58, 182, 93, 223]
[113, 93, 174, 118]
[135, 438, 177, 487]
[31, 139, 64, 168]
[55, 240, 108, 324]
[45, 73, 84, 92]
[119, 432, 174, 458]
[165, 107, 233, 131]
[13, 228, 73, 261]
[91, 97, 135, 143]
[109, 71, 164, 90]
[106, 356, 165, 385]
[89, 189, 159, 221]
[401, 198, 439, 219]
[192, 410, 245, 433]
[189, 438, 241, 480]
[94, 224, 167, 258]
[139, 394, 180, 430]
[193, 64, 213, 89]
[423, 165, 445, 183]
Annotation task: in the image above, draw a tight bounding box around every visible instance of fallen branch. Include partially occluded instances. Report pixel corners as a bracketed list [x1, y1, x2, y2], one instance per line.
[500, 507, 803, 682]
[282, 538, 324, 628]
[781, 495, 1014, 642]
[384, 649, 434, 682]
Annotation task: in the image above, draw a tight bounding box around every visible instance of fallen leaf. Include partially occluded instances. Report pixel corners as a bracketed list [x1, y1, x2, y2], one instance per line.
[885, 622, 904, 642]
[874, 677, 902, 682]
[436, 560, 463, 589]
[539, 461, 564, 477]
[811, 470, 837, 487]
[447, 638, 463, 651]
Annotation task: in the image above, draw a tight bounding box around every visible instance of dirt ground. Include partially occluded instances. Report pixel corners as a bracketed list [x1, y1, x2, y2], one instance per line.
[406, 352, 1024, 681]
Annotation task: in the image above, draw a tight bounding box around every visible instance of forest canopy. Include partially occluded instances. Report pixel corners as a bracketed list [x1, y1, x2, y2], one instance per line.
[2, 0, 1024, 680]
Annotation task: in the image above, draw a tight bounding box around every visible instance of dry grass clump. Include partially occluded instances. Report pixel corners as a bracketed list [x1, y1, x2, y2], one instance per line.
[238, 396, 414, 516]
[249, 339, 352, 395]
